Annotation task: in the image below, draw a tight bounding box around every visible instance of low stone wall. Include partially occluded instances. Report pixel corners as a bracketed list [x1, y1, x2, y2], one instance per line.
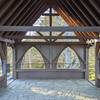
[16, 69, 85, 79]
[0, 75, 7, 88]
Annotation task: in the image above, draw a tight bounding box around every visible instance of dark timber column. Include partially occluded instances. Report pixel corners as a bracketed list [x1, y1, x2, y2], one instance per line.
[12, 44, 32, 79]
[70, 44, 89, 79]
[12, 47, 17, 79]
[85, 46, 89, 80]
[95, 42, 100, 87]
[0, 43, 7, 87]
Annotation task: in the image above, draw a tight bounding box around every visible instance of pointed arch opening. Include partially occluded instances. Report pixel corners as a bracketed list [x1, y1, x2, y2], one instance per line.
[57, 47, 80, 69]
[21, 47, 45, 69]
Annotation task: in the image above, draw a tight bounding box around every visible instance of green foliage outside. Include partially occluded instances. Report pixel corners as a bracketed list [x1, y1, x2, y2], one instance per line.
[0, 63, 2, 76]
[89, 46, 95, 80]
[23, 63, 45, 69]
[22, 47, 45, 69]
[57, 47, 80, 69]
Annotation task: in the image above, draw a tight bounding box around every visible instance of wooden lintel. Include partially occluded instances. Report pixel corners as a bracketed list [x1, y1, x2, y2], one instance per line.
[5, 36, 96, 39]
[15, 42, 87, 45]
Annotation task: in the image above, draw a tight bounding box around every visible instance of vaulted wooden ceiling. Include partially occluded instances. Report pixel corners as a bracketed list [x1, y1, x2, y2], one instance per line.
[0, 0, 100, 41]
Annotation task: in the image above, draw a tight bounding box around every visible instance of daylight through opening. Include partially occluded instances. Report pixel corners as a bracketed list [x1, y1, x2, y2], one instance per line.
[57, 47, 80, 69]
[22, 8, 79, 43]
[21, 47, 45, 69]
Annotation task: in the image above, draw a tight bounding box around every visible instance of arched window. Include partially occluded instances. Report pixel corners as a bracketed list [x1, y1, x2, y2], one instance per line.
[0, 58, 2, 76]
[57, 47, 80, 69]
[21, 47, 45, 69]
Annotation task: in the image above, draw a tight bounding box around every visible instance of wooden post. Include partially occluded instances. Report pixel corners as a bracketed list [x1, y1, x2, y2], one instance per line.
[2, 60, 7, 74]
[85, 47, 89, 80]
[0, 43, 7, 87]
[95, 42, 100, 87]
[12, 48, 17, 79]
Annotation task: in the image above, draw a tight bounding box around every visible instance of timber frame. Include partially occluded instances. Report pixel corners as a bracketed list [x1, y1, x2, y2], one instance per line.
[13, 42, 88, 79]
[0, 26, 100, 87]
[0, 0, 100, 88]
